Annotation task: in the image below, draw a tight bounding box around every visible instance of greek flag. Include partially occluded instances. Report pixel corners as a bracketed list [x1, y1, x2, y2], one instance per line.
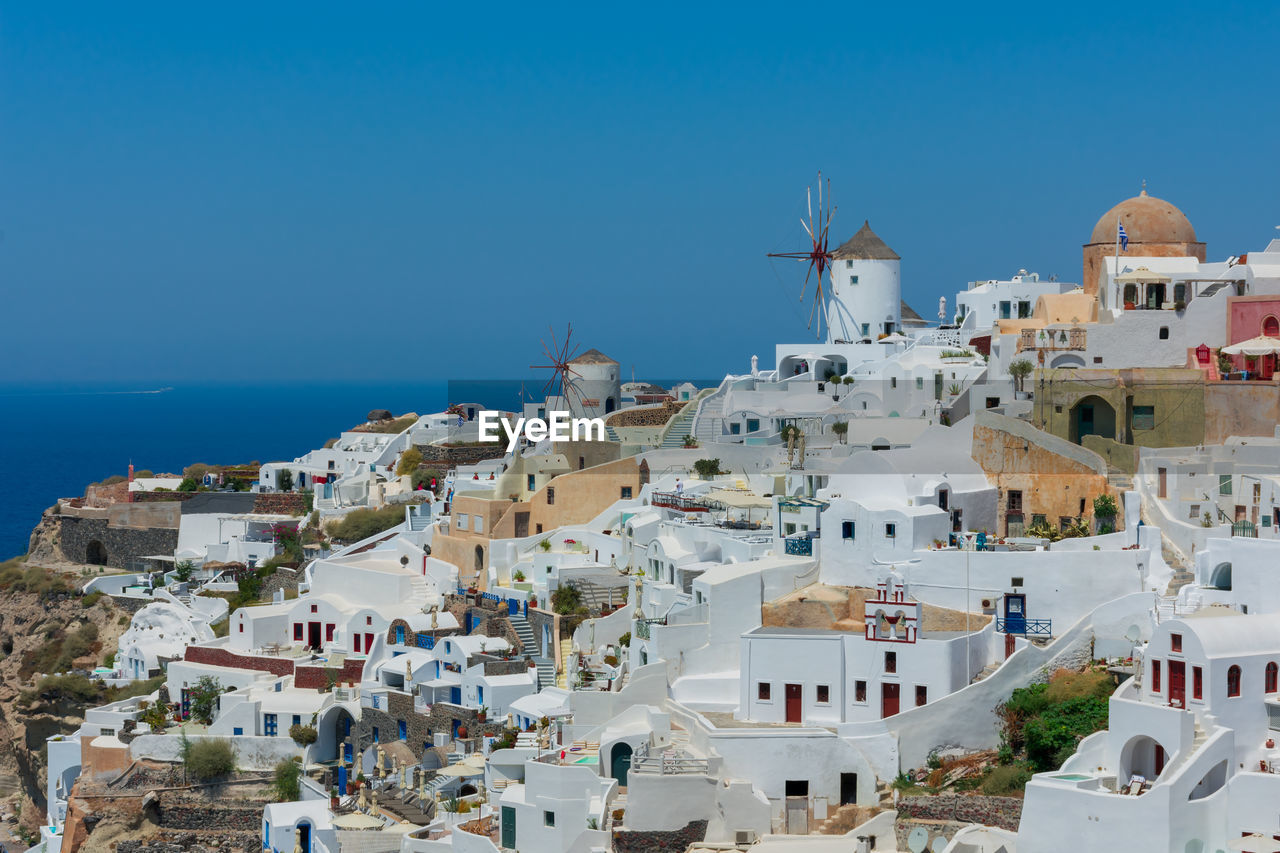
[1117, 220, 1129, 251]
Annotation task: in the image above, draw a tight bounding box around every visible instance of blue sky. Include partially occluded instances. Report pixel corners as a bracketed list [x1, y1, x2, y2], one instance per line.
[2, 2, 1277, 383]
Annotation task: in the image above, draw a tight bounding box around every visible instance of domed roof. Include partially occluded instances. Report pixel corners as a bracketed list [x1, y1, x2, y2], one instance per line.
[1088, 189, 1197, 245]
[833, 220, 900, 261]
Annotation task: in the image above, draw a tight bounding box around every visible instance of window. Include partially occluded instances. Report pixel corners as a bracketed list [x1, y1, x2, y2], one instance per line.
[1158, 326, 1169, 340]
[758, 682, 771, 701]
[536, 523, 543, 534]
[293, 623, 303, 641]
[264, 714, 278, 736]
[854, 680, 867, 703]
[1093, 356, 1103, 364]
[1151, 660, 1161, 693]
[1171, 633, 1182, 653]
[1132, 405, 1155, 430]
[785, 780, 809, 797]
[621, 486, 633, 500]
[233, 727, 243, 736]
[399, 720, 407, 739]
[456, 513, 468, 529]
[730, 422, 741, 434]
[1227, 665, 1241, 697]
[915, 686, 927, 706]
[1219, 475, 1232, 495]
[544, 811, 555, 827]
[846, 260, 853, 269]
[842, 521, 855, 540]
[473, 515, 483, 532]
[239, 623, 244, 633]
[986, 397, 1000, 409]
[849, 275, 859, 285]
[816, 685, 830, 704]
[1018, 301, 1032, 319]
[367, 615, 373, 625]
[1007, 490, 1023, 513]
[915, 377, 924, 390]
[310, 604, 318, 613]
[884, 523, 896, 539]
[890, 377, 897, 389]
[885, 651, 897, 673]
[353, 634, 362, 653]
[527, 474, 536, 491]
[291, 714, 301, 728]
[1267, 662, 1278, 694]
[1190, 504, 1200, 519]
[546, 487, 555, 505]
[860, 323, 870, 337]
[373, 726, 380, 742]
[1193, 666, 1202, 699]
[1011, 577, 1024, 588]
[746, 418, 759, 432]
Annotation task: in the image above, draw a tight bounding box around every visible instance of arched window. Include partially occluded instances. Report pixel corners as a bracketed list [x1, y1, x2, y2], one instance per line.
[1227, 665, 1242, 697]
[1267, 662, 1278, 694]
[1264, 315, 1280, 337]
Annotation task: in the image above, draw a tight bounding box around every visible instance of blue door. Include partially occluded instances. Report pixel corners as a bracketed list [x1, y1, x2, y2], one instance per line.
[344, 742, 353, 762]
[508, 599, 519, 616]
[1004, 594, 1027, 634]
[450, 686, 461, 704]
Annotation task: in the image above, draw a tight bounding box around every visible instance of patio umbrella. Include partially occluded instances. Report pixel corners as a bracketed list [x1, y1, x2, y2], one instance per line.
[332, 813, 385, 830]
[1228, 835, 1280, 853]
[1222, 336, 1280, 356]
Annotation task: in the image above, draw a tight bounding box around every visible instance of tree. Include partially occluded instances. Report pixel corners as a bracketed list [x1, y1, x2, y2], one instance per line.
[182, 736, 236, 780]
[1009, 359, 1034, 393]
[396, 447, 423, 477]
[174, 560, 194, 583]
[1093, 494, 1119, 534]
[271, 759, 302, 801]
[551, 585, 583, 615]
[187, 675, 223, 724]
[830, 422, 849, 444]
[289, 723, 318, 747]
[177, 477, 200, 492]
[278, 469, 294, 492]
[692, 458, 721, 480]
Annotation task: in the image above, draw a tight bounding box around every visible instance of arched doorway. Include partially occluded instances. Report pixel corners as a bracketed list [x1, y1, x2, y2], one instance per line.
[610, 742, 633, 787]
[459, 783, 478, 797]
[1209, 562, 1232, 590]
[86, 540, 108, 566]
[474, 545, 484, 574]
[605, 397, 616, 414]
[1119, 735, 1169, 784]
[1069, 395, 1117, 444]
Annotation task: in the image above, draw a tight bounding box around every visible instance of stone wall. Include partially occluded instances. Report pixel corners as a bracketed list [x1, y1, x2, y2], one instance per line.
[414, 444, 508, 466]
[612, 820, 708, 853]
[260, 567, 300, 599]
[895, 794, 1023, 831]
[350, 690, 503, 758]
[606, 401, 683, 428]
[294, 659, 365, 689]
[131, 490, 201, 504]
[252, 493, 309, 515]
[59, 514, 179, 569]
[183, 645, 295, 677]
[118, 834, 258, 853]
[159, 797, 265, 831]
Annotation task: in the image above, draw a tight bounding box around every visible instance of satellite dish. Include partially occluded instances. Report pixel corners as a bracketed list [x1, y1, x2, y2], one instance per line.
[908, 827, 930, 853]
[1124, 625, 1142, 644]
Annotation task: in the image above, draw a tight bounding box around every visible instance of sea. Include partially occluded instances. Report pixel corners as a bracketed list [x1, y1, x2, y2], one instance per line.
[0, 378, 716, 560]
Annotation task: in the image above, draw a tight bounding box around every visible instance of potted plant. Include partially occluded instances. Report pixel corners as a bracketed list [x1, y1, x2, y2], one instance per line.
[1174, 300, 1186, 312]
[477, 706, 488, 723]
[538, 539, 551, 553]
[513, 570, 526, 582]
[331, 786, 340, 809]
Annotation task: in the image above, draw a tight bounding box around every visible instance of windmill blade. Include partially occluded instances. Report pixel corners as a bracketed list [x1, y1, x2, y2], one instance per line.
[799, 262, 814, 303]
[800, 217, 814, 240]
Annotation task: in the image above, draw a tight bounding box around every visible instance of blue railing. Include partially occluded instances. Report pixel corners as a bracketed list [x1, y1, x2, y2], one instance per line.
[996, 618, 1052, 636]
[481, 592, 500, 603]
[784, 537, 813, 556]
[415, 634, 436, 650]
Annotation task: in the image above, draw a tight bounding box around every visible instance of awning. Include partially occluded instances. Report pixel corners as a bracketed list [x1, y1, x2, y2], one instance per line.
[1115, 266, 1172, 284]
[705, 489, 772, 509]
[332, 813, 386, 830]
[436, 762, 484, 778]
[1222, 336, 1280, 356]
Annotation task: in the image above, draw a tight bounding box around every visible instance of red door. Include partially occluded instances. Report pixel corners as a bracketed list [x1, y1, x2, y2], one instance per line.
[308, 622, 321, 650]
[365, 633, 375, 653]
[1168, 661, 1186, 708]
[1155, 745, 1165, 775]
[882, 683, 900, 719]
[785, 684, 802, 723]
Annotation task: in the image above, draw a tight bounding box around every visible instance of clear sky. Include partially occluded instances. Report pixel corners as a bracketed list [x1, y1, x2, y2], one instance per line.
[2, 2, 1277, 384]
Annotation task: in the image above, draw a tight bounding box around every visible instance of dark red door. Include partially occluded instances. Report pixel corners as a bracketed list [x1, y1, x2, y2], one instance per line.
[785, 684, 802, 723]
[882, 683, 900, 719]
[365, 632, 374, 653]
[308, 622, 321, 649]
[1155, 744, 1165, 775]
[1168, 661, 1186, 708]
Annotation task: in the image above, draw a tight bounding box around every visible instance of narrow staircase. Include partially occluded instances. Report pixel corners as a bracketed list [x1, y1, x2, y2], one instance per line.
[509, 613, 536, 654]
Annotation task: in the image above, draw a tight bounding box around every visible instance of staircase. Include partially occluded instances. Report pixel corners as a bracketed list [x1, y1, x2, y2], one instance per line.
[660, 407, 699, 448]
[971, 662, 1001, 684]
[510, 614, 536, 655]
[692, 385, 728, 444]
[1197, 280, 1235, 300]
[1107, 466, 1134, 494]
[556, 643, 573, 688]
[605, 424, 621, 442]
[814, 803, 876, 835]
[533, 656, 555, 691]
[408, 513, 432, 532]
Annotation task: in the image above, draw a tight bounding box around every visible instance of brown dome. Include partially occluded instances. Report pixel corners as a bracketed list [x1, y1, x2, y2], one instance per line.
[1089, 189, 1197, 245]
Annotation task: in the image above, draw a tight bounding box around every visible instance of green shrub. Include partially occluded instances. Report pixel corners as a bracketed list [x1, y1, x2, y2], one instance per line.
[186, 675, 224, 724]
[396, 448, 423, 477]
[692, 458, 721, 480]
[551, 585, 582, 615]
[980, 763, 1033, 796]
[289, 724, 318, 746]
[618, 632, 631, 648]
[182, 737, 236, 780]
[22, 674, 105, 707]
[81, 591, 105, 609]
[271, 759, 302, 801]
[325, 505, 406, 542]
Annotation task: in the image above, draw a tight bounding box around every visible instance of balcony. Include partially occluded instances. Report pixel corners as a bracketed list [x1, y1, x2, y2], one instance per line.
[784, 536, 813, 556]
[996, 617, 1052, 636]
[630, 743, 710, 775]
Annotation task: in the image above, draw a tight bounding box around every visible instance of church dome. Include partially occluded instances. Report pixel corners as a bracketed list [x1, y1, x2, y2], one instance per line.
[1088, 189, 1197, 245]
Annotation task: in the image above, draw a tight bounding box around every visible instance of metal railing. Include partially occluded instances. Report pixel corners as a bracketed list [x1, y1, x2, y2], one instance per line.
[630, 743, 709, 775]
[996, 617, 1052, 636]
[784, 537, 813, 556]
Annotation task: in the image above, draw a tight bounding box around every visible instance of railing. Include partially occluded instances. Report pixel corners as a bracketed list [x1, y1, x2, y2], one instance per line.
[784, 537, 813, 556]
[996, 618, 1052, 636]
[1232, 520, 1258, 538]
[650, 492, 717, 512]
[664, 603, 710, 627]
[1017, 328, 1087, 353]
[630, 743, 709, 775]
[634, 618, 663, 640]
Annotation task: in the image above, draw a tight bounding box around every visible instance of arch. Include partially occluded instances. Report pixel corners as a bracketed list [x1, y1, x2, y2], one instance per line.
[1227, 665, 1241, 697]
[605, 397, 617, 414]
[1118, 734, 1170, 784]
[1263, 315, 1279, 337]
[610, 741, 633, 787]
[1188, 759, 1228, 802]
[474, 545, 485, 574]
[1050, 353, 1085, 369]
[1209, 562, 1232, 590]
[871, 441, 890, 451]
[459, 783, 478, 797]
[1069, 395, 1116, 444]
[1268, 662, 1278, 694]
[313, 705, 356, 763]
[86, 540, 108, 566]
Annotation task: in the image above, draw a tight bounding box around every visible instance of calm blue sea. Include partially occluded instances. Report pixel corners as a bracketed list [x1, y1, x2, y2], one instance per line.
[0, 378, 715, 559]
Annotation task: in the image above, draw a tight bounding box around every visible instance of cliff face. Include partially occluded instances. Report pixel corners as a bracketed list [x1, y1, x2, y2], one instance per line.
[26, 507, 66, 566]
[0, 576, 129, 841]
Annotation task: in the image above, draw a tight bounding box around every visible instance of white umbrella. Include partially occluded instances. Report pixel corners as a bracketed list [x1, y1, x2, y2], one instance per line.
[1222, 336, 1280, 357]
